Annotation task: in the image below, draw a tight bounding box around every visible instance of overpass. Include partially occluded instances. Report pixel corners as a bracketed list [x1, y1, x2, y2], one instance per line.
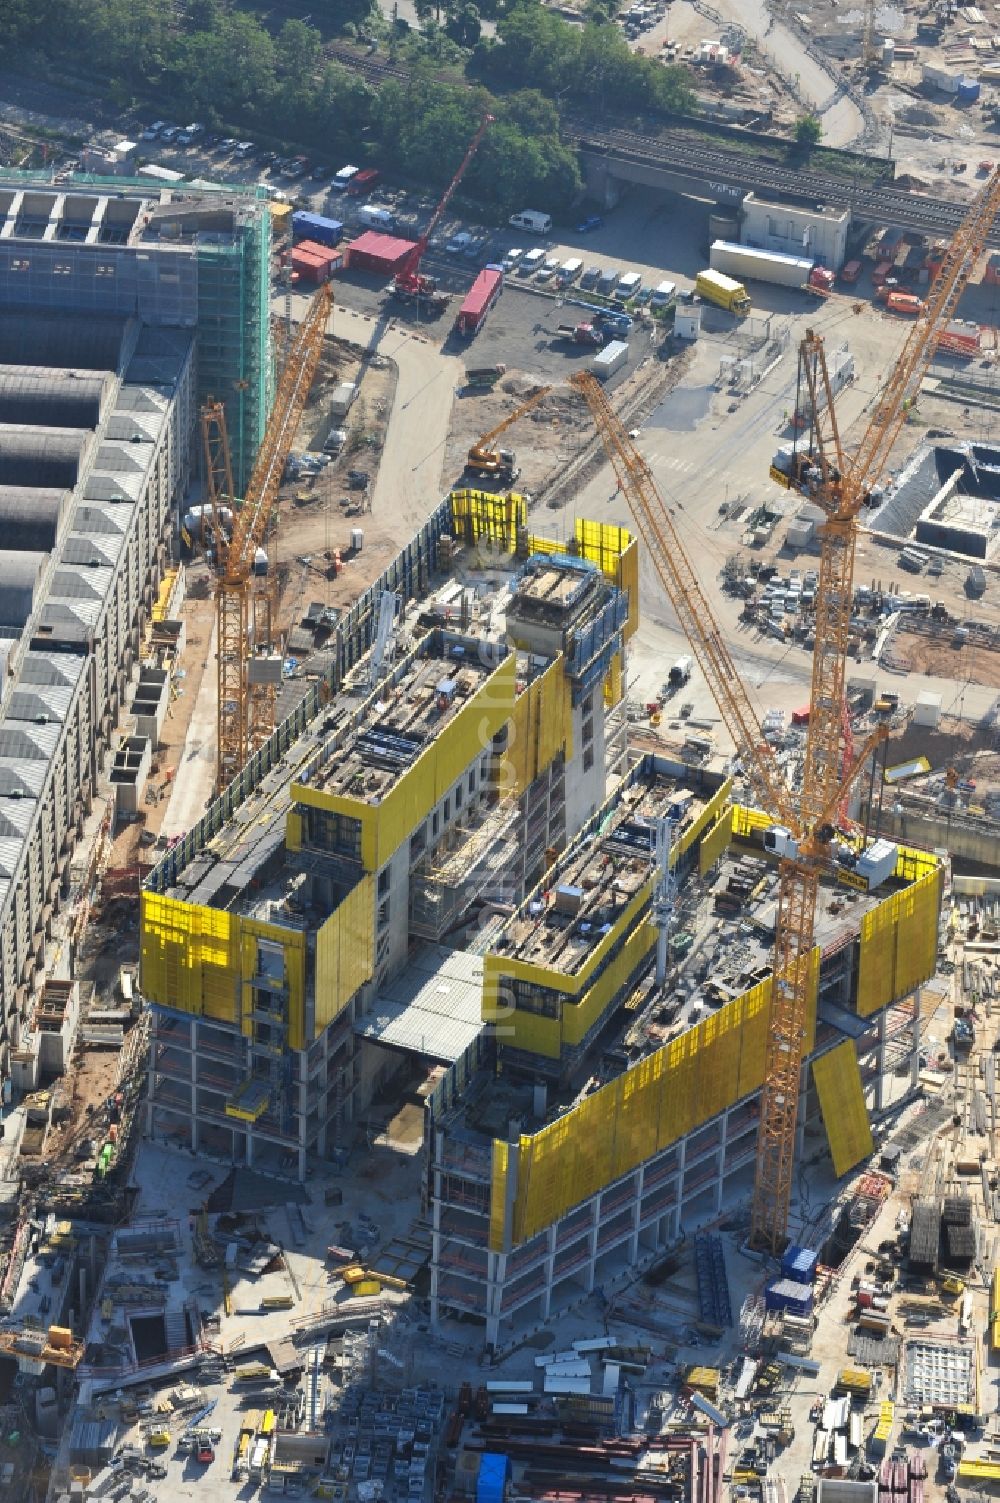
[322, 44, 997, 245]
[568, 123, 999, 244]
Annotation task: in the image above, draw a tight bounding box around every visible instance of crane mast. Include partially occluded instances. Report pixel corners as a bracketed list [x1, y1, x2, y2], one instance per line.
[214, 282, 332, 789]
[573, 167, 1000, 1252]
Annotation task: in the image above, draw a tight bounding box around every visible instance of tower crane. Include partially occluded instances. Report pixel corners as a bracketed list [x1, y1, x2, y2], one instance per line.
[465, 385, 552, 485]
[205, 282, 332, 790]
[392, 115, 494, 313]
[571, 165, 1000, 1253]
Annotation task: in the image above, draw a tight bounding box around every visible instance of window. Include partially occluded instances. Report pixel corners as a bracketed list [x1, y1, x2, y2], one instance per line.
[377, 869, 390, 897]
[455, 783, 462, 809]
[432, 811, 440, 837]
[583, 747, 594, 772]
[468, 770, 476, 794]
[582, 692, 594, 716]
[444, 797, 451, 822]
[582, 718, 594, 746]
[410, 823, 427, 859]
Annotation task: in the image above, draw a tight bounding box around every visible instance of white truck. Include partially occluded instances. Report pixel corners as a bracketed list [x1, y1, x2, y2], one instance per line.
[709, 240, 814, 290]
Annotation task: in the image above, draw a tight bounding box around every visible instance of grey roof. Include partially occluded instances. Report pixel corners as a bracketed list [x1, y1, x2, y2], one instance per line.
[0, 310, 127, 371]
[0, 486, 68, 551]
[0, 550, 46, 629]
[0, 366, 109, 428]
[0, 425, 88, 488]
[358, 945, 485, 1064]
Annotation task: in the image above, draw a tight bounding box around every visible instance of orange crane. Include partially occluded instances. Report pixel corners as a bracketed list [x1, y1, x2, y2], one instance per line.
[204, 282, 332, 789]
[572, 166, 1000, 1252]
[465, 385, 552, 485]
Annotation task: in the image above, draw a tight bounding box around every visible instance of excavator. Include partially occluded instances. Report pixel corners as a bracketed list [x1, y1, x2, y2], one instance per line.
[465, 385, 551, 486]
[573, 163, 1000, 1253]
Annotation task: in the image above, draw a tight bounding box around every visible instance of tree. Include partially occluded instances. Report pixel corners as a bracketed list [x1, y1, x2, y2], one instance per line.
[794, 113, 822, 148]
[446, 0, 481, 47]
[275, 18, 322, 80]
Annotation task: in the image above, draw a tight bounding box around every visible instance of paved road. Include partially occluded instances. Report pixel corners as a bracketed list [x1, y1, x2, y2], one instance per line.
[161, 616, 219, 839]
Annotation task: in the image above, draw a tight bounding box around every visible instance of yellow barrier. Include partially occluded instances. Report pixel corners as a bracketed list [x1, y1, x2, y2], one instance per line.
[604, 651, 623, 708]
[813, 1040, 873, 1177]
[731, 804, 771, 839]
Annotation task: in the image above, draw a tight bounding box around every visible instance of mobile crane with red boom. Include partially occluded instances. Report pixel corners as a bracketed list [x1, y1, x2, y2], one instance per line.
[392, 115, 493, 315]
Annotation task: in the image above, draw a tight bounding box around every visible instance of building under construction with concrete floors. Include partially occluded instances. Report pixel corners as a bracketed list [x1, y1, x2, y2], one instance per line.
[139, 497, 637, 1177]
[426, 758, 942, 1349]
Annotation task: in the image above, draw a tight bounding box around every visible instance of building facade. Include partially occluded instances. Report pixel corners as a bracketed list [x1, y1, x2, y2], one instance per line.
[139, 500, 637, 1178]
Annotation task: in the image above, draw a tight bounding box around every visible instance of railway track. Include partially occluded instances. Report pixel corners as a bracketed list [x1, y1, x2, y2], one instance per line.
[323, 43, 994, 242]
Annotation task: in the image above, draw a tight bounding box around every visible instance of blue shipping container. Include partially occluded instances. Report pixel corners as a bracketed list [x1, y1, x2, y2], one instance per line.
[477, 1454, 510, 1503]
[764, 1277, 814, 1316]
[781, 1244, 818, 1283]
[292, 211, 344, 248]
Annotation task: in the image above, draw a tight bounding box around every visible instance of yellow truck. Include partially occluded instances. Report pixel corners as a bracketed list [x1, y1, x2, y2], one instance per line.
[695, 269, 751, 316]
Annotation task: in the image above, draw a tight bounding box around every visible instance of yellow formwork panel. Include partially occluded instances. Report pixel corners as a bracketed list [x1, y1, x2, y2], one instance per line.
[894, 844, 941, 884]
[616, 538, 639, 642]
[500, 655, 570, 798]
[603, 651, 623, 709]
[140, 891, 240, 1022]
[675, 780, 731, 864]
[699, 805, 734, 875]
[813, 1040, 873, 1178]
[562, 915, 656, 1047]
[731, 804, 771, 839]
[857, 866, 942, 1017]
[489, 1141, 509, 1253]
[286, 810, 303, 852]
[449, 490, 526, 551]
[315, 876, 375, 1034]
[510, 950, 821, 1241]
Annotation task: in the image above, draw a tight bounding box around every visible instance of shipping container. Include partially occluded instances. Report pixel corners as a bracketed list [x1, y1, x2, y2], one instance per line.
[346, 167, 381, 196]
[592, 340, 628, 379]
[345, 231, 419, 275]
[840, 259, 863, 284]
[709, 239, 814, 290]
[292, 211, 344, 248]
[455, 267, 504, 336]
[290, 247, 332, 285]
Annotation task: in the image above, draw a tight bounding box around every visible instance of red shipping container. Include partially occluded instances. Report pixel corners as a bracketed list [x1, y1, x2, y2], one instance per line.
[455, 267, 503, 336]
[291, 248, 329, 285]
[345, 231, 419, 275]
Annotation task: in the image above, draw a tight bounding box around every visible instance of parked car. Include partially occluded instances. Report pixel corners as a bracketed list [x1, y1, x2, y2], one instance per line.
[519, 247, 546, 276]
[596, 267, 621, 296]
[218, 138, 237, 152]
[463, 238, 489, 261]
[446, 231, 474, 255]
[234, 140, 255, 156]
[580, 265, 601, 290]
[140, 121, 166, 141]
[159, 126, 180, 143]
[502, 247, 524, 271]
[576, 214, 604, 233]
[535, 255, 561, 283]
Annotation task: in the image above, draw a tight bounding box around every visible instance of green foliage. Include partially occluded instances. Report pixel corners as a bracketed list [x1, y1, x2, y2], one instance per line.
[794, 113, 822, 147]
[478, 1, 694, 114]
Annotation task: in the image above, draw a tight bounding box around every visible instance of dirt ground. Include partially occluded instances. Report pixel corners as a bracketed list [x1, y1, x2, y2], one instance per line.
[888, 621, 1000, 688]
[444, 376, 593, 499]
[43, 1047, 122, 1166]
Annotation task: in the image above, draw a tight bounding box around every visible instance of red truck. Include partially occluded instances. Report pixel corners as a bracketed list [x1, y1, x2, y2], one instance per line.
[840, 259, 863, 284]
[346, 168, 381, 196]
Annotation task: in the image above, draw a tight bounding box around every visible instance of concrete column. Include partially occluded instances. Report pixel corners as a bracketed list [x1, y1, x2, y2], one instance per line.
[911, 987, 922, 1088]
[543, 1225, 556, 1315]
[795, 1077, 808, 1158]
[189, 1019, 199, 1152]
[629, 1170, 642, 1262]
[875, 1008, 889, 1112]
[713, 1147, 725, 1214]
[245, 1128, 253, 1168]
[485, 1251, 506, 1349]
[144, 1013, 157, 1137]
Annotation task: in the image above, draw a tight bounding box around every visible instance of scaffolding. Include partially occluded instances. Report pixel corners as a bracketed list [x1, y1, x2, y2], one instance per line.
[195, 204, 273, 493]
[409, 800, 521, 940]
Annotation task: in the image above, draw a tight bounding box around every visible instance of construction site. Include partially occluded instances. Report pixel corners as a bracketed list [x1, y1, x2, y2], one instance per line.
[0, 52, 999, 1503]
